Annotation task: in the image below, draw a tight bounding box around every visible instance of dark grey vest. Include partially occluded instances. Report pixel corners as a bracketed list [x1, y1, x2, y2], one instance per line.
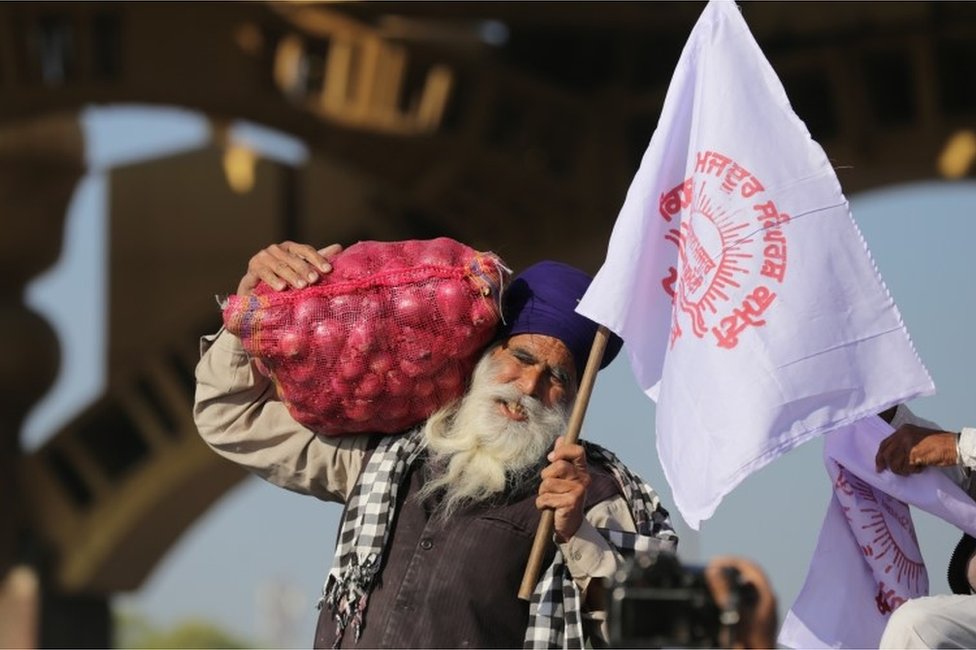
[315, 453, 621, 649]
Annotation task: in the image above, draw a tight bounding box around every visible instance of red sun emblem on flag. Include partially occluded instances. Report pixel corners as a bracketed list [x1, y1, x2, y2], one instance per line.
[833, 465, 927, 615]
[658, 150, 791, 350]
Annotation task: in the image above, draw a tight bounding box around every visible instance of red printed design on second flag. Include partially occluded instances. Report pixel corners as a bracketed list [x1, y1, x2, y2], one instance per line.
[658, 150, 790, 350]
[832, 464, 927, 615]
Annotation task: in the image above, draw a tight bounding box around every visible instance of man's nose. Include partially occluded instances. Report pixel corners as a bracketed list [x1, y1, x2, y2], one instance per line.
[515, 366, 546, 401]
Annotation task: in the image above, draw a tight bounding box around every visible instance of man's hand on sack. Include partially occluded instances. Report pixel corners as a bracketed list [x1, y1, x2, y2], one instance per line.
[875, 423, 958, 475]
[237, 241, 342, 295]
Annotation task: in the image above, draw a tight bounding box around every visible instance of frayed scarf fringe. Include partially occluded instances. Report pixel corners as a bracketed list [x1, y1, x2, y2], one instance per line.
[319, 552, 381, 648]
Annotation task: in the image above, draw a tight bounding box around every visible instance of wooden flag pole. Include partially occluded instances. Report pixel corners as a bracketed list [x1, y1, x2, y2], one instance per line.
[518, 325, 612, 601]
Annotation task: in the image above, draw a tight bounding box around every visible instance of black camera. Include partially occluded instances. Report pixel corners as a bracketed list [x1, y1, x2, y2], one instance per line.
[607, 551, 744, 648]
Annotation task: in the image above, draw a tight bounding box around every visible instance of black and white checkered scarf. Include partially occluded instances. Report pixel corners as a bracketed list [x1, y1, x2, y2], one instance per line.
[318, 428, 677, 649]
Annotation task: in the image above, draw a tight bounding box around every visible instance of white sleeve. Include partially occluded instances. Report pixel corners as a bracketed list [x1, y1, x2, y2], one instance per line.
[959, 427, 976, 471]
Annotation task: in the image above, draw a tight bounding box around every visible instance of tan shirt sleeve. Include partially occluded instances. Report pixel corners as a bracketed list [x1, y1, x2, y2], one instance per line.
[193, 328, 370, 503]
[560, 495, 639, 645]
[561, 496, 636, 589]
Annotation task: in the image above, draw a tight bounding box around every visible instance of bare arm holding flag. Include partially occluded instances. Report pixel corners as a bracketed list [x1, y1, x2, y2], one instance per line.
[875, 424, 961, 475]
[875, 404, 976, 476]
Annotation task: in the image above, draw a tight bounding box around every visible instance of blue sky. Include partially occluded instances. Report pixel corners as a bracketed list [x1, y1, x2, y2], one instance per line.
[22, 105, 976, 646]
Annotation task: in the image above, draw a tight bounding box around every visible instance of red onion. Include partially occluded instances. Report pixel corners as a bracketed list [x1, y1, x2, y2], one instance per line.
[278, 330, 306, 359]
[414, 378, 436, 400]
[311, 320, 345, 358]
[354, 372, 384, 400]
[344, 399, 374, 423]
[345, 322, 375, 354]
[435, 280, 469, 324]
[470, 298, 496, 328]
[384, 369, 412, 397]
[393, 286, 427, 326]
[337, 351, 366, 381]
[368, 351, 394, 375]
[292, 298, 322, 330]
[333, 251, 371, 280]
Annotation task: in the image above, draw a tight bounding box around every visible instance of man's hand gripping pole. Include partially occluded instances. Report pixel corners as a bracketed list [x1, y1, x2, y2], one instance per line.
[518, 325, 611, 601]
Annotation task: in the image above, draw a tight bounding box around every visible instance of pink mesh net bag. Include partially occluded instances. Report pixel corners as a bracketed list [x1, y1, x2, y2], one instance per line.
[222, 238, 509, 435]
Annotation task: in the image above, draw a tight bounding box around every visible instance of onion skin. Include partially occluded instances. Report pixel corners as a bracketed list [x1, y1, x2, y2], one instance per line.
[354, 372, 384, 400]
[469, 297, 496, 328]
[435, 280, 469, 324]
[311, 320, 345, 359]
[278, 330, 306, 359]
[393, 286, 427, 327]
[337, 352, 366, 381]
[385, 370, 412, 397]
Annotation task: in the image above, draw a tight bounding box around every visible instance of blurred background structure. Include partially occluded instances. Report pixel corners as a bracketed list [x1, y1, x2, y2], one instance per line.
[2, 1, 976, 646]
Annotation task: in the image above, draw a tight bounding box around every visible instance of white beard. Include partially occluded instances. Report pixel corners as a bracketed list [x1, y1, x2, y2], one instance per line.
[417, 349, 571, 521]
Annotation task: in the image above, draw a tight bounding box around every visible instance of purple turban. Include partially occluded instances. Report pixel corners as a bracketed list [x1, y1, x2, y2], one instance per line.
[498, 261, 623, 379]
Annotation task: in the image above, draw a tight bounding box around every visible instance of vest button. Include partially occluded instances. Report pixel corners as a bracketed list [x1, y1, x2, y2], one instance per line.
[420, 538, 434, 550]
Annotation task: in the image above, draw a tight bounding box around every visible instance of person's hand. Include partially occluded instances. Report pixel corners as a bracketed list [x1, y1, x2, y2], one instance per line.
[237, 241, 342, 295]
[705, 555, 778, 649]
[875, 423, 958, 475]
[537, 437, 590, 542]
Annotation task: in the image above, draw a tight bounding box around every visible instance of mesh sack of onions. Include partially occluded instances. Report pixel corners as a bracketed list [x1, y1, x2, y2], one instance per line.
[222, 238, 509, 436]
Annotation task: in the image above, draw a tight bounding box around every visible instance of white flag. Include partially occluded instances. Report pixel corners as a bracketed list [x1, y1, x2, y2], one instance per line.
[779, 416, 976, 648]
[576, 0, 934, 528]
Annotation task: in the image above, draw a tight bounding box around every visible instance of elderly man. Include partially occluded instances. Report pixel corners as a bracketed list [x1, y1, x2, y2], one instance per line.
[875, 408, 976, 649]
[194, 241, 677, 648]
